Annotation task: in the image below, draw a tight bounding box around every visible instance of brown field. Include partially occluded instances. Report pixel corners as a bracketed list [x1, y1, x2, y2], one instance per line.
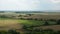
[35, 25, 60, 31]
[30, 15, 60, 19]
[19, 14, 60, 20]
[0, 19, 22, 30]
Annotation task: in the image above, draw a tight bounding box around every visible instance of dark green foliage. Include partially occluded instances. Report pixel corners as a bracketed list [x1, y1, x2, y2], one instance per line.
[20, 18, 24, 20]
[56, 31, 60, 34]
[57, 19, 60, 25]
[8, 29, 20, 34]
[27, 14, 32, 16]
[22, 25, 60, 34]
[24, 28, 60, 34]
[23, 25, 33, 31]
[44, 21, 49, 26]
[0, 30, 20, 34]
[0, 31, 7, 34]
[26, 18, 32, 20]
[1, 29, 60, 34]
[29, 18, 33, 20]
[34, 18, 38, 20]
[49, 19, 56, 22]
[0, 15, 7, 18]
[39, 19, 43, 21]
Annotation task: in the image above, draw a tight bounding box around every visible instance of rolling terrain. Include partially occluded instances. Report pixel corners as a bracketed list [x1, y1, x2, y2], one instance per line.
[0, 11, 60, 34]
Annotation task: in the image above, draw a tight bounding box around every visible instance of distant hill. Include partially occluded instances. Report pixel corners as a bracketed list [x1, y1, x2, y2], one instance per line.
[44, 10, 60, 12]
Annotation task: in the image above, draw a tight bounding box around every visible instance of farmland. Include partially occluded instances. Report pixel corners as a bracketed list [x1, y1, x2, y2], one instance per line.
[0, 11, 60, 34]
[0, 18, 45, 30]
[0, 19, 20, 30]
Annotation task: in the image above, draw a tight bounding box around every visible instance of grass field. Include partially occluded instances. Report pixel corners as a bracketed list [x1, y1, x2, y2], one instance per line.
[19, 20, 45, 26]
[0, 18, 58, 31]
[0, 18, 45, 30]
[0, 18, 45, 29]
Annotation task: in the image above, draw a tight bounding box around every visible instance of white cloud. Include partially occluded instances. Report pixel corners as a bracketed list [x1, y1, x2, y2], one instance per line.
[52, 5, 60, 10]
[0, 0, 40, 11]
[50, 0, 60, 3]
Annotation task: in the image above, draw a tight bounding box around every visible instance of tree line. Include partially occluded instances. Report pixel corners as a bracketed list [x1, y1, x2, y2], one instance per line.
[22, 25, 60, 34]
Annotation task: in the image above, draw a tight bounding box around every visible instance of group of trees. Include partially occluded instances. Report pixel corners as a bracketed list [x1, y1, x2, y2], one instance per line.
[0, 30, 20, 34]
[22, 25, 60, 34]
[44, 19, 60, 25]
[0, 15, 8, 18]
[19, 17, 36, 20]
[20, 18, 60, 26]
[21, 19, 60, 34]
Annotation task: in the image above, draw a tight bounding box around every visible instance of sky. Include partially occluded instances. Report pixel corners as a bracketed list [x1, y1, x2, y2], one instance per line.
[0, 0, 60, 11]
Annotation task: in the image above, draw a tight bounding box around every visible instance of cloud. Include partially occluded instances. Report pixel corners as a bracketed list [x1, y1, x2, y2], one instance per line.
[52, 5, 60, 10]
[0, 0, 60, 11]
[50, 0, 60, 3]
[0, 0, 41, 11]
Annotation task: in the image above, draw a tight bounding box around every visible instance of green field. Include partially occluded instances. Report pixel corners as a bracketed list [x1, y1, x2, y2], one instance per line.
[0, 18, 57, 32]
[0, 18, 56, 27]
[19, 20, 45, 26]
[0, 18, 45, 27]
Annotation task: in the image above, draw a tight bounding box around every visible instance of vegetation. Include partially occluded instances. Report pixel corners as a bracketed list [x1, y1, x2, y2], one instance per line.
[0, 12, 60, 34]
[57, 19, 60, 25]
[44, 21, 49, 26]
[22, 25, 60, 34]
[0, 30, 20, 34]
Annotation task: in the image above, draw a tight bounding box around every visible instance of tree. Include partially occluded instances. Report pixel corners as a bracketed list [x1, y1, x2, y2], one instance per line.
[27, 14, 32, 16]
[0, 15, 7, 18]
[8, 29, 20, 34]
[34, 18, 38, 20]
[57, 19, 60, 25]
[44, 21, 49, 26]
[49, 19, 56, 22]
[0, 31, 7, 34]
[57, 31, 60, 34]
